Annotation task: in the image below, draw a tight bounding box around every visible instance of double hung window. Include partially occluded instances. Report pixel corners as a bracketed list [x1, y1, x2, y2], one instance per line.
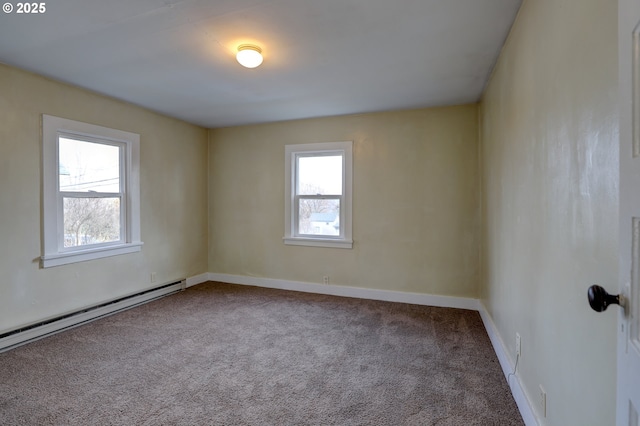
[42, 115, 142, 267]
[284, 141, 353, 249]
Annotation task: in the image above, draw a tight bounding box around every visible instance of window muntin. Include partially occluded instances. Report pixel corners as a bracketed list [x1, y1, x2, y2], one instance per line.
[284, 142, 352, 249]
[42, 115, 142, 267]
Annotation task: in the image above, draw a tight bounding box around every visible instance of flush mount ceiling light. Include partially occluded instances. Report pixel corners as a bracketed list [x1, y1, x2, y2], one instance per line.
[236, 44, 263, 69]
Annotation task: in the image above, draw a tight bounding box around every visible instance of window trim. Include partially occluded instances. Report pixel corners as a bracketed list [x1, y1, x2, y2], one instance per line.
[41, 115, 143, 268]
[284, 141, 353, 249]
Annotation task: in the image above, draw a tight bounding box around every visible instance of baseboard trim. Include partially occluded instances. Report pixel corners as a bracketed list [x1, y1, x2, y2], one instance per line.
[0, 279, 186, 353]
[208, 272, 479, 311]
[478, 302, 539, 426]
[186, 273, 209, 288]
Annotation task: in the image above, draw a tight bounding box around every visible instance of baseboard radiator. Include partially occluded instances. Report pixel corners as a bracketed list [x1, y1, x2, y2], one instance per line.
[0, 280, 186, 353]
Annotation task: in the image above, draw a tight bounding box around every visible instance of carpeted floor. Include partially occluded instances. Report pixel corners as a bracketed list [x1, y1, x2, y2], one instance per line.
[0, 282, 523, 425]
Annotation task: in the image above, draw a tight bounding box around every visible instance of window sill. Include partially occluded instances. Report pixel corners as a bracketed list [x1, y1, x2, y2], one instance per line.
[41, 242, 144, 268]
[283, 237, 353, 249]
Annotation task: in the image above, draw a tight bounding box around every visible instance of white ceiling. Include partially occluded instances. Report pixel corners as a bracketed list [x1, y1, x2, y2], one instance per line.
[0, 0, 522, 128]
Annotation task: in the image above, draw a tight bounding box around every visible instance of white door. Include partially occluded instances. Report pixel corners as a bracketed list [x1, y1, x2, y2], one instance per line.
[618, 0, 640, 424]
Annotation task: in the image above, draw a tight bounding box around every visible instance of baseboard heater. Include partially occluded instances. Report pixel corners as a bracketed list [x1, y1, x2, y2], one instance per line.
[0, 280, 186, 353]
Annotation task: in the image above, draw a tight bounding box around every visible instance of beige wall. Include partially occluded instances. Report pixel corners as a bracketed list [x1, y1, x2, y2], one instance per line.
[209, 105, 480, 297]
[480, 0, 618, 424]
[0, 64, 209, 333]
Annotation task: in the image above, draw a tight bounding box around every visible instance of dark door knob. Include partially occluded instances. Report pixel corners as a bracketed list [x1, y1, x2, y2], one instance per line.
[587, 285, 622, 312]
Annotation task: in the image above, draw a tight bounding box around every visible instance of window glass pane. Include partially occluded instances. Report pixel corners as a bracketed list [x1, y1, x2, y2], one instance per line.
[298, 198, 340, 236]
[297, 155, 342, 195]
[63, 197, 121, 247]
[59, 137, 120, 193]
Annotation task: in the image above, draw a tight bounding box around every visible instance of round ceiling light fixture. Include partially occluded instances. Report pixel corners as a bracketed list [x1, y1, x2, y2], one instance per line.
[236, 44, 263, 69]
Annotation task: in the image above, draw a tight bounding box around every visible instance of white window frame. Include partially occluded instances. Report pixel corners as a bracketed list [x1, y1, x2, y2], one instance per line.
[284, 141, 353, 249]
[41, 115, 143, 268]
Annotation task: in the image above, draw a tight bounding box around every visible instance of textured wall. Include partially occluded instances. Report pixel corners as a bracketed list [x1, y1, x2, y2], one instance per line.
[0, 64, 209, 333]
[479, 0, 619, 424]
[209, 105, 479, 297]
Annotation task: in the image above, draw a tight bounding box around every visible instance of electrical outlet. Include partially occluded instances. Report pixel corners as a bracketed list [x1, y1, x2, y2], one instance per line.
[323, 276, 330, 285]
[150, 272, 157, 283]
[539, 385, 547, 417]
[515, 333, 521, 357]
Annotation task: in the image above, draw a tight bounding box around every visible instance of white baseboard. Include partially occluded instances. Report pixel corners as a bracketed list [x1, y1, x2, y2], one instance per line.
[478, 302, 539, 426]
[0, 279, 186, 353]
[186, 273, 209, 288]
[207, 273, 480, 311]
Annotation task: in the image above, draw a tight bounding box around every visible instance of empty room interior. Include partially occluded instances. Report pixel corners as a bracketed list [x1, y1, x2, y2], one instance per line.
[0, 0, 630, 425]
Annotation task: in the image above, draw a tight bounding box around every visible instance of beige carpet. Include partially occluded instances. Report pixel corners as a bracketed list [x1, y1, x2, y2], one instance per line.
[0, 282, 523, 425]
